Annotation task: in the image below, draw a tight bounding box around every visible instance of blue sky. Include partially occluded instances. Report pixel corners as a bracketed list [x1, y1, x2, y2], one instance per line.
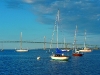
[0, 0, 100, 49]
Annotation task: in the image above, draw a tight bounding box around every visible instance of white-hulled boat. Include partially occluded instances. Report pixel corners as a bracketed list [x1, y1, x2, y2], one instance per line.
[51, 54, 69, 61]
[16, 49, 28, 52]
[79, 47, 91, 52]
[50, 9, 69, 61]
[61, 38, 70, 52]
[79, 30, 92, 52]
[61, 49, 67, 52]
[16, 32, 28, 52]
[51, 48, 69, 61]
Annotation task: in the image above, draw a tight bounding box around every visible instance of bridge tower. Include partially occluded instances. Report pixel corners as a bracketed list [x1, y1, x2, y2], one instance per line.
[43, 36, 46, 50]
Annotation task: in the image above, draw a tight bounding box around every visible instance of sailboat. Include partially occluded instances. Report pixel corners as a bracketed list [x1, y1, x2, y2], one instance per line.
[50, 9, 69, 61]
[72, 26, 83, 56]
[61, 37, 70, 52]
[16, 32, 28, 52]
[79, 30, 92, 52]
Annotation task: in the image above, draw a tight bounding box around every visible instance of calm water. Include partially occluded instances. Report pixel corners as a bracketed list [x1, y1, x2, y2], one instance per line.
[0, 49, 100, 75]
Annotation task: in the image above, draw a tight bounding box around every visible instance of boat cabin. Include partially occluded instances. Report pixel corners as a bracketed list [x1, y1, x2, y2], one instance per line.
[53, 53, 65, 57]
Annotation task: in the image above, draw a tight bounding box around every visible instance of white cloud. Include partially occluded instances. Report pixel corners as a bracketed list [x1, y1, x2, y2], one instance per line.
[75, 1, 82, 4]
[3, 0, 100, 36]
[23, 0, 34, 3]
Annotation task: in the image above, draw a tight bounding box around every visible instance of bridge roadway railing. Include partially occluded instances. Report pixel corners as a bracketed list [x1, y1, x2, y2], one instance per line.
[0, 41, 72, 44]
[0, 41, 96, 48]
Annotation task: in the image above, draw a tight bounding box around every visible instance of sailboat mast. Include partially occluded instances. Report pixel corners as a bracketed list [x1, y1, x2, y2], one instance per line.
[84, 30, 86, 48]
[20, 32, 22, 49]
[57, 9, 59, 48]
[74, 25, 77, 52]
[64, 37, 66, 48]
[43, 36, 46, 50]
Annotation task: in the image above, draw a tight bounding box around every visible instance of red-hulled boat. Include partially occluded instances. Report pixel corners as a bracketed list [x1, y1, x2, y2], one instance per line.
[73, 51, 83, 56]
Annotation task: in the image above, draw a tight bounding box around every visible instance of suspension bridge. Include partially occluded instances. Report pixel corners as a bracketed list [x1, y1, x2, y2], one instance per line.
[0, 40, 98, 50]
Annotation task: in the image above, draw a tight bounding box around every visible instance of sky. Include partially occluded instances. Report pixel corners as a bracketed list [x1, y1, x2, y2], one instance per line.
[0, 0, 100, 49]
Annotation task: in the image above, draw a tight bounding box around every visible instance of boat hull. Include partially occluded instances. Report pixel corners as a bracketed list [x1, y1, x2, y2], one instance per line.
[61, 50, 67, 51]
[16, 49, 28, 52]
[51, 56, 69, 61]
[61, 49, 70, 52]
[79, 50, 91, 52]
[73, 53, 83, 56]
